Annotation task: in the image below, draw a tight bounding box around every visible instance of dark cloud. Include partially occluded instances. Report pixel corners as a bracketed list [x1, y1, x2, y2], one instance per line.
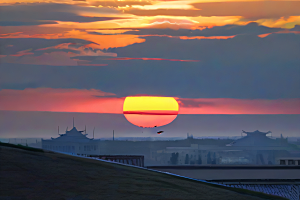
[291, 25, 300, 31]
[0, 26, 299, 99]
[0, 38, 93, 56]
[0, 26, 72, 35]
[0, 3, 122, 25]
[70, 56, 98, 61]
[108, 33, 300, 65]
[33, 49, 80, 56]
[0, 58, 299, 100]
[0, 21, 58, 26]
[70, 56, 113, 61]
[121, 22, 283, 36]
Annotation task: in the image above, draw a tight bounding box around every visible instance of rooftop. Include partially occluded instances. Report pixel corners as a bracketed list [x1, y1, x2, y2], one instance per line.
[228, 130, 288, 147]
[42, 127, 93, 142]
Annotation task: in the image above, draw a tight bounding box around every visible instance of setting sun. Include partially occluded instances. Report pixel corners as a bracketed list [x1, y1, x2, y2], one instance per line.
[123, 96, 179, 128]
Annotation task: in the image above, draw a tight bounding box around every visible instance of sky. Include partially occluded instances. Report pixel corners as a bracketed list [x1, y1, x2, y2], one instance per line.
[0, 0, 299, 138]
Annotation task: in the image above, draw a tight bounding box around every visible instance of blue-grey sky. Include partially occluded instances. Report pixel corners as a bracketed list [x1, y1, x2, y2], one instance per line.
[0, 1, 299, 138]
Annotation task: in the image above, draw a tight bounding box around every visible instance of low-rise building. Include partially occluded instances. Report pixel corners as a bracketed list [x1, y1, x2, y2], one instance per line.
[277, 157, 300, 165]
[151, 130, 299, 165]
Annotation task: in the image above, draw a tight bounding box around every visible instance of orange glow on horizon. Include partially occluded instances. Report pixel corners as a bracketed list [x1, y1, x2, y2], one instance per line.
[0, 89, 299, 115]
[178, 98, 300, 114]
[123, 110, 178, 115]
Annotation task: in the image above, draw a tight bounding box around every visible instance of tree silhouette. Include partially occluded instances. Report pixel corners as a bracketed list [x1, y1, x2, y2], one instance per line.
[212, 152, 216, 164]
[185, 154, 189, 164]
[170, 153, 175, 164]
[197, 155, 202, 164]
[207, 152, 212, 164]
[170, 152, 179, 165]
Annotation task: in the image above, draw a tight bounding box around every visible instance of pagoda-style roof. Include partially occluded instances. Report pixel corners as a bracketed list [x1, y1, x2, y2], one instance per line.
[242, 130, 271, 136]
[43, 127, 93, 142]
[228, 130, 287, 147]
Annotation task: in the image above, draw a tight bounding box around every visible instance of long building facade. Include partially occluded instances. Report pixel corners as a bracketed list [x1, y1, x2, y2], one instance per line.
[41, 128, 299, 166]
[151, 130, 299, 165]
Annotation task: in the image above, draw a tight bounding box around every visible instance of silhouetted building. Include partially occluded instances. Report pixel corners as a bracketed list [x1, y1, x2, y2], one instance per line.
[278, 157, 300, 165]
[151, 130, 299, 165]
[42, 127, 100, 155]
[226, 130, 288, 147]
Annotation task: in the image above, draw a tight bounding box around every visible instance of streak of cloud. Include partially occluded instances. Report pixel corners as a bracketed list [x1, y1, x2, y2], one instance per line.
[0, 3, 124, 26]
[106, 57, 200, 61]
[0, 30, 146, 50]
[177, 98, 300, 114]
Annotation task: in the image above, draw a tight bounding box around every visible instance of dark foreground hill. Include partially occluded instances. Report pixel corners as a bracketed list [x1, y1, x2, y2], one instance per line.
[0, 144, 286, 200]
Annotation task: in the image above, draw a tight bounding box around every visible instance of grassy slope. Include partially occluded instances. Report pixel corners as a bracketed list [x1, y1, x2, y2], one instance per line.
[0, 143, 287, 200]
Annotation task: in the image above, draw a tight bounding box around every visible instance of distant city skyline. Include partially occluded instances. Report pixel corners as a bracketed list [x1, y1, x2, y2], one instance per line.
[0, 111, 299, 138]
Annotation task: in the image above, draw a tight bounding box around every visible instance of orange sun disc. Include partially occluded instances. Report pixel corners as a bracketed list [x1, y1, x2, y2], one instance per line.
[123, 96, 179, 128]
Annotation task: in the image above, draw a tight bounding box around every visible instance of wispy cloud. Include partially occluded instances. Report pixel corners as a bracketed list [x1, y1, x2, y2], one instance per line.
[0, 3, 123, 24]
[1, 1, 300, 30]
[121, 22, 282, 36]
[0, 41, 116, 66]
